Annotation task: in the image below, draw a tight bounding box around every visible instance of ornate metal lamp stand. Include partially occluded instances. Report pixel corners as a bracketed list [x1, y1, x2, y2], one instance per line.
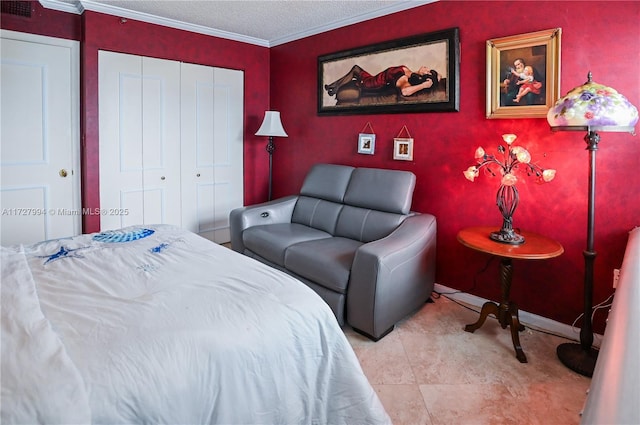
[490, 184, 525, 245]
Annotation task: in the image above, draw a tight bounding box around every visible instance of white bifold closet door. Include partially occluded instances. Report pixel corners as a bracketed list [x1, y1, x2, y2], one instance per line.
[99, 52, 182, 229]
[180, 63, 243, 243]
[98, 51, 243, 243]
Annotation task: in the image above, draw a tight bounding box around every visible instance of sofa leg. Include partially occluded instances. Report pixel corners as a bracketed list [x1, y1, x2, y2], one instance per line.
[352, 325, 395, 342]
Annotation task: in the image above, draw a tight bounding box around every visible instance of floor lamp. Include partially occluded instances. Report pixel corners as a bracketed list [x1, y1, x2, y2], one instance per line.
[547, 72, 638, 377]
[255, 111, 288, 201]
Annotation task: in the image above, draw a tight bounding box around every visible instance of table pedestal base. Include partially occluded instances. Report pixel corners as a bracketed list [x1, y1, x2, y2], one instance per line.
[464, 257, 528, 363]
[465, 300, 527, 363]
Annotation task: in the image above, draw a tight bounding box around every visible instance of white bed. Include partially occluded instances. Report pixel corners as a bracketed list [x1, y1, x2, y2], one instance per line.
[1, 224, 390, 424]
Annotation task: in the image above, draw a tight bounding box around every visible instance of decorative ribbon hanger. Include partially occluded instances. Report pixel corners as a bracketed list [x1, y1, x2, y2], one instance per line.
[360, 122, 375, 134]
[396, 125, 412, 139]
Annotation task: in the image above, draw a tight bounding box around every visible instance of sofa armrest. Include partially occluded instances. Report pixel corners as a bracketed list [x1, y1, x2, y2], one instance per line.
[347, 213, 437, 340]
[229, 195, 299, 252]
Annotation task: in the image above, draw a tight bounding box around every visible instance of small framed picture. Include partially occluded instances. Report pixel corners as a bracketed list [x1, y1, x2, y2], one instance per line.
[393, 138, 413, 161]
[358, 133, 376, 155]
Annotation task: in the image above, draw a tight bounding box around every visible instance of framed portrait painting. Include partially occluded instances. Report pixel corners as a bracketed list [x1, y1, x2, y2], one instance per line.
[486, 28, 561, 119]
[318, 27, 460, 115]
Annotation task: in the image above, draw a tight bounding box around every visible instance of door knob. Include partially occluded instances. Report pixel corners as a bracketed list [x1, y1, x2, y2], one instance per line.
[161, 176, 166, 180]
[59, 169, 68, 178]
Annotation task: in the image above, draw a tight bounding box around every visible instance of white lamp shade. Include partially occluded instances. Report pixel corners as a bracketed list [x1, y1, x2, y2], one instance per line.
[255, 111, 288, 137]
[547, 73, 638, 132]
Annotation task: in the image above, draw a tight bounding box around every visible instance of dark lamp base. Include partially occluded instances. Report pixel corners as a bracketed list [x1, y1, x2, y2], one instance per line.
[490, 229, 525, 245]
[557, 342, 598, 377]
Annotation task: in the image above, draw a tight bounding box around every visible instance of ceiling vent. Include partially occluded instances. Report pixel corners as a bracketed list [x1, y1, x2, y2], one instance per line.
[1, 1, 32, 18]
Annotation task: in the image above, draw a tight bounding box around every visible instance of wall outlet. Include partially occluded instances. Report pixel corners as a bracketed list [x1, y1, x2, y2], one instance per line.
[613, 268, 620, 288]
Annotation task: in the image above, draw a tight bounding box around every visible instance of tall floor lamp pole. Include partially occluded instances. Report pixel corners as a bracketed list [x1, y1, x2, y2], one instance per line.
[265, 136, 275, 201]
[255, 111, 288, 201]
[555, 130, 599, 375]
[547, 72, 638, 377]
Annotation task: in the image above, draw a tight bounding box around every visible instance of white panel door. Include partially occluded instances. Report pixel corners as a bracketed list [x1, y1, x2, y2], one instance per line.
[99, 51, 181, 230]
[181, 64, 243, 243]
[0, 30, 80, 245]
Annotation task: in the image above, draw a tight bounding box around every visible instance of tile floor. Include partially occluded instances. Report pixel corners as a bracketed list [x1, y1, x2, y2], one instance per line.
[343, 295, 592, 425]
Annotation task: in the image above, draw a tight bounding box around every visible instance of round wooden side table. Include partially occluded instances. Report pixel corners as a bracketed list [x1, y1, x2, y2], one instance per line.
[457, 226, 564, 363]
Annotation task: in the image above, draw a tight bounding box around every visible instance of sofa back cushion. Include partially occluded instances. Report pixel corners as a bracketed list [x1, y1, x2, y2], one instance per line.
[292, 164, 354, 234]
[299, 163, 354, 203]
[335, 206, 407, 243]
[292, 196, 343, 235]
[292, 164, 415, 239]
[343, 167, 415, 214]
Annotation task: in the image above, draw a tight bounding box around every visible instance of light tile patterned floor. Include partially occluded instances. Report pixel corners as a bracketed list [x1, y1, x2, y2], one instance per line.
[344, 296, 591, 425]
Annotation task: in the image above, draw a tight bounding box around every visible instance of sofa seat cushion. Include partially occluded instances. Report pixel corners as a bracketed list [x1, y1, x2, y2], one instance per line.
[284, 237, 363, 294]
[243, 223, 331, 266]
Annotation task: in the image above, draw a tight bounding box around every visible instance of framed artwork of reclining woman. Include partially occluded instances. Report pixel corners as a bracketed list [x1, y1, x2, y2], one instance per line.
[486, 28, 561, 119]
[318, 27, 460, 115]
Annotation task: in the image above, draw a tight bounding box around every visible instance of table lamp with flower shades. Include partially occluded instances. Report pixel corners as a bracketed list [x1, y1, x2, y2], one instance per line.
[547, 72, 638, 377]
[464, 133, 556, 245]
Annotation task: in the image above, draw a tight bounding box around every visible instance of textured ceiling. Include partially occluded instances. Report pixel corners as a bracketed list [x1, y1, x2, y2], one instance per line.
[43, 0, 435, 46]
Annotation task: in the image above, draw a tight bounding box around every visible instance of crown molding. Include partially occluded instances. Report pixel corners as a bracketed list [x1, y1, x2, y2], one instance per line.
[39, 0, 437, 48]
[268, 0, 437, 47]
[39, 0, 83, 14]
[82, 0, 270, 46]
[38, 0, 270, 46]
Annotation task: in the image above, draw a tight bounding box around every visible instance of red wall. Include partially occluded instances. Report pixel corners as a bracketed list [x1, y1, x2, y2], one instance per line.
[268, 0, 640, 331]
[2, 1, 639, 331]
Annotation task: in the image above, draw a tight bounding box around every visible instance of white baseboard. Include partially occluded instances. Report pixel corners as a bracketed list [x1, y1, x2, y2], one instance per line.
[433, 283, 603, 348]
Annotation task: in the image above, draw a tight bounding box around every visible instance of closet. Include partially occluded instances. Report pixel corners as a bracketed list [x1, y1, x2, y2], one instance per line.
[98, 51, 243, 243]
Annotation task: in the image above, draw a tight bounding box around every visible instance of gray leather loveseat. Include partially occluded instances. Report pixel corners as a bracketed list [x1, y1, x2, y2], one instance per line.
[229, 163, 437, 340]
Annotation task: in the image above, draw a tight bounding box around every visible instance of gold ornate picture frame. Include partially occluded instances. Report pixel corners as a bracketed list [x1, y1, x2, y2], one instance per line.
[486, 28, 561, 119]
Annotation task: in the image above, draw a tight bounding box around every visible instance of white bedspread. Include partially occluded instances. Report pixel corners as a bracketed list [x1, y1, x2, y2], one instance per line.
[1, 225, 390, 424]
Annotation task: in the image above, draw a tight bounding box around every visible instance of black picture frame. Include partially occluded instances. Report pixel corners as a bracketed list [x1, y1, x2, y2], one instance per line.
[318, 27, 460, 115]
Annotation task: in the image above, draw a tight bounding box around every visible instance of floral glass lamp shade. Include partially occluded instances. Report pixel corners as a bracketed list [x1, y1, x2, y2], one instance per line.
[464, 134, 555, 245]
[547, 72, 638, 378]
[547, 72, 638, 131]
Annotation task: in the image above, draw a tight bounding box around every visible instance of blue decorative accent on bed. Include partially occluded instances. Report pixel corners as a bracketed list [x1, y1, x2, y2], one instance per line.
[92, 228, 155, 243]
[40, 246, 87, 265]
[150, 243, 169, 253]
